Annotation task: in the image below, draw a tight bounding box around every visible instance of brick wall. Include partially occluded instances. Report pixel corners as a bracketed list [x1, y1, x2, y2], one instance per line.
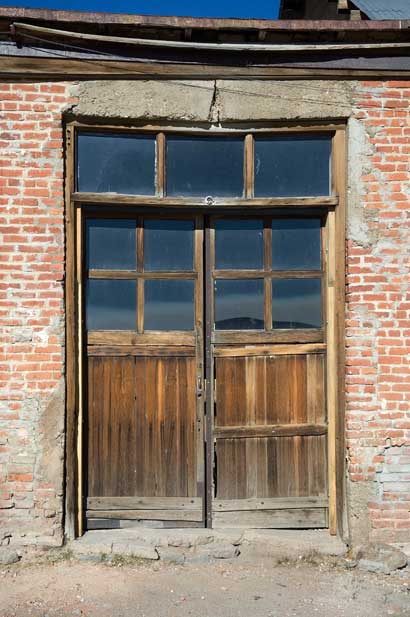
[0, 82, 76, 546]
[347, 81, 410, 542]
[1, 78, 409, 546]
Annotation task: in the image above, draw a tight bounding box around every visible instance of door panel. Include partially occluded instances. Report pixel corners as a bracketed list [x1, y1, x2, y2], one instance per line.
[84, 214, 204, 528]
[215, 353, 326, 427]
[86, 355, 202, 522]
[209, 214, 328, 528]
[213, 352, 328, 527]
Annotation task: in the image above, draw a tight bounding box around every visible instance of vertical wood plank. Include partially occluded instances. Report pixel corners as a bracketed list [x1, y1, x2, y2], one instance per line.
[194, 217, 205, 513]
[264, 219, 272, 331]
[205, 222, 214, 526]
[64, 122, 78, 539]
[76, 206, 83, 536]
[244, 134, 254, 199]
[333, 128, 347, 538]
[137, 217, 144, 333]
[156, 132, 166, 197]
[326, 207, 337, 535]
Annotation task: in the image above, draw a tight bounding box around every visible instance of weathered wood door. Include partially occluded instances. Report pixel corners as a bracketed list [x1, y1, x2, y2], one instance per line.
[208, 216, 329, 528]
[85, 214, 205, 527]
[83, 212, 328, 529]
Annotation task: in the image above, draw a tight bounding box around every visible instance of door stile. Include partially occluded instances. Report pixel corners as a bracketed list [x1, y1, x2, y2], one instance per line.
[204, 221, 214, 528]
[75, 205, 84, 536]
[194, 216, 206, 524]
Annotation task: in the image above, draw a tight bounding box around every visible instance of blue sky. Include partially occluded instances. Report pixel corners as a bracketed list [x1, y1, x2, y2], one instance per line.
[1, 0, 281, 19]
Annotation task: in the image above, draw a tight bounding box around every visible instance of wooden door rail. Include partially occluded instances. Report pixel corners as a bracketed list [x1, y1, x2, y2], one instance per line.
[87, 496, 202, 510]
[86, 509, 203, 521]
[213, 496, 328, 511]
[213, 343, 326, 357]
[214, 423, 327, 439]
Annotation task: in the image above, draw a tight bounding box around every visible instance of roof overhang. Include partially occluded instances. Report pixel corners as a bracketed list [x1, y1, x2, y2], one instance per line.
[1, 6, 410, 80]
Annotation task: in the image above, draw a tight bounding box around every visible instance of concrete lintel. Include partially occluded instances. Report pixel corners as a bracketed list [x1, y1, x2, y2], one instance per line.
[70, 79, 216, 123]
[216, 79, 354, 122]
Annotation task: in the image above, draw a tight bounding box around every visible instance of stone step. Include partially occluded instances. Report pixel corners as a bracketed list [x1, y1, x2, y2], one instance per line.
[69, 528, 346, 564]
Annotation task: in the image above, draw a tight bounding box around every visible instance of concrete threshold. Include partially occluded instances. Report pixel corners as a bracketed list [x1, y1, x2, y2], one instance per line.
[69, 529, 347, 565]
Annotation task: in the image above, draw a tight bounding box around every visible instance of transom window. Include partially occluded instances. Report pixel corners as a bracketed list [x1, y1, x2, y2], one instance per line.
[77, 131, 332, 198]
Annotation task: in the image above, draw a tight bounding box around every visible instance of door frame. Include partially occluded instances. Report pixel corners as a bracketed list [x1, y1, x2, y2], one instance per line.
[64, 121, 346, 539]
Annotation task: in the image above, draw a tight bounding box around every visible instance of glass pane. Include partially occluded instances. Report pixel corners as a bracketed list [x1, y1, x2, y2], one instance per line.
[86, 219, 136, 270]
[86, 279, 136, 330]
[166, 136, 244, 197]
[144, 219, 194, 271]
[77, 133, 155, 195]
[272, 278, 322, 329]
[215, 219, 264, 270]
[254, 136, 331, 197]
[272, 219, 321, 271]
[214, 279, 264, 330]
[144, 280, 195, 331]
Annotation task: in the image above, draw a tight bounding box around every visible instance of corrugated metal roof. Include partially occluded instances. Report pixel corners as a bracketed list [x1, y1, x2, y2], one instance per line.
[353, 0, 410, 19]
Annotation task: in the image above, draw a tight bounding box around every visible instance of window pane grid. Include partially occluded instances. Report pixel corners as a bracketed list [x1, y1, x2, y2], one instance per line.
[77, 130, 333, 200]
[212, 215, 324, 333]
[85, 216, 198, 332]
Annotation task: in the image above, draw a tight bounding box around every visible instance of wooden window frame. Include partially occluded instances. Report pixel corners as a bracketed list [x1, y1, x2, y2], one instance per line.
[65, 121, 346, 539]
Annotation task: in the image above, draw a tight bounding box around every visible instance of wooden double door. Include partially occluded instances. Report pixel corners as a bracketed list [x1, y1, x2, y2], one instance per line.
[84, 212, 329, 529]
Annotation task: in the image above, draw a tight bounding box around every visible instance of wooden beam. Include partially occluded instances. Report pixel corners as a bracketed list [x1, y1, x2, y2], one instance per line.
[86, 509, 203, 521]
[213, 508, 328, 528]
[3, 56, 410, 80]
[87, 331, 196, 345]
[214, 423, 328, 439]
[72, 192, 338, 209]
[13, 22, 410, 53]
[213, 496, 328, 511]
[333, 128, 347, 539]
[213, 343, 326, 357]
[64, 125, 78, 540]
[87, 345, 195, 357]
[326, 207, 337, 536]
[212, 330, 324, 345]
[87, 496, 201, 510]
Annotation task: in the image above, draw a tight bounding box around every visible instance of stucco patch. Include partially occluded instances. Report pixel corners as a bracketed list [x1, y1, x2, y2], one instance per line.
[347, 117, 379, 248]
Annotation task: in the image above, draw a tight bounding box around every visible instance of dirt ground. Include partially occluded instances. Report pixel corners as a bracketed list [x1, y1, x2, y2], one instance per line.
[1, 554, 410, 617]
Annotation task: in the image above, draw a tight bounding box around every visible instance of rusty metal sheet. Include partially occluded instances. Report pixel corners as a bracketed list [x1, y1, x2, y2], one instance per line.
[0, 6, 409, 32]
